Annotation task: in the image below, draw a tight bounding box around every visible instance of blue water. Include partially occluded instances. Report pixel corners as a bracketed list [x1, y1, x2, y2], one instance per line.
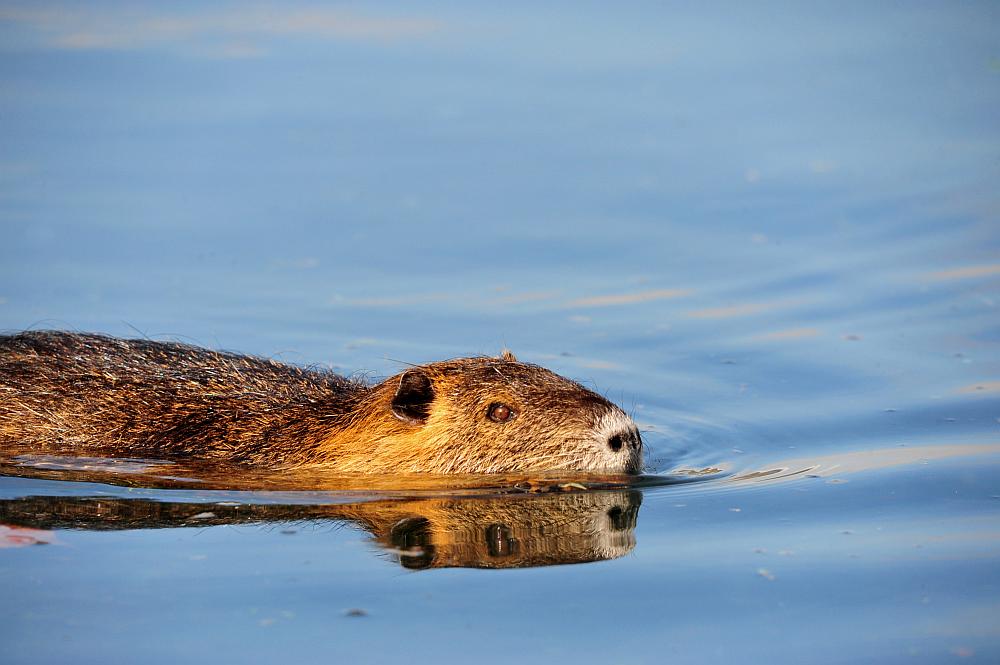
[2, 2, 999, 663]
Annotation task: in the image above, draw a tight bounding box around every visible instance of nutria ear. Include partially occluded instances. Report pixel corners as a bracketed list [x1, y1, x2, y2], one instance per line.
[499, 349, 517, 362]
[391, 369, 435, 425]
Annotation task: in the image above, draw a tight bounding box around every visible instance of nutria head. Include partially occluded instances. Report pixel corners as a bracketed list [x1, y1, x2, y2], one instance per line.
[330, 351, 643, 474]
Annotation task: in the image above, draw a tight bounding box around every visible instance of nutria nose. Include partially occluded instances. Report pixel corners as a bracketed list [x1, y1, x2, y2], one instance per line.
[607, 428, 641, 453]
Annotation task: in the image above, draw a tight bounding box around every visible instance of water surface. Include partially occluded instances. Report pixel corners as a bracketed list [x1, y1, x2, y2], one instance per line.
[1, 2, 999, 663]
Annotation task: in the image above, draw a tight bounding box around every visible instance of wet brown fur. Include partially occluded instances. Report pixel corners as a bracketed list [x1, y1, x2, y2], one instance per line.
[0, 331, 641, 474]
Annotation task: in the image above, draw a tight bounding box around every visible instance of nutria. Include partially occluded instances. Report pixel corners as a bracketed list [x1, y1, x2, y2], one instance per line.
[0, 489, 641, 568]
[0, 331, 642, 474]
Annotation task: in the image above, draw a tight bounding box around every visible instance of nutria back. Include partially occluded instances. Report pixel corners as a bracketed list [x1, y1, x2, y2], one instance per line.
[0, 331, 642, 474]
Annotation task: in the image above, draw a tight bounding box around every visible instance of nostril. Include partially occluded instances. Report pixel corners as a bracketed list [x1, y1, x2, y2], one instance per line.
[608, 433, 624, 452]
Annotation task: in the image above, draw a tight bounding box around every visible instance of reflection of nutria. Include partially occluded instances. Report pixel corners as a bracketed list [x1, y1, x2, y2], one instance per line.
[0, 489, 641, 569]
[342, 490, 642, 569]
[0, 331, 642, 474]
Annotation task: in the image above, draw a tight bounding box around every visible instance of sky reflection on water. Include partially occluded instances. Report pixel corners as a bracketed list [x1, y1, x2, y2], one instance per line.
[1, 2, 999, 663]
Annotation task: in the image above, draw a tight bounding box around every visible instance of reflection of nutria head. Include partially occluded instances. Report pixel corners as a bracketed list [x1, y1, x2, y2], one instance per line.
[0, 489, 642, 569]
[344, 490, 643, 569]
[0, 332, 643, 474]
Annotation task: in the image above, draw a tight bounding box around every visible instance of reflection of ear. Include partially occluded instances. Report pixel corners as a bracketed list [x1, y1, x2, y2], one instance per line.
[500, 349, 517, 362]
[391, 369, 435, 425]
[389, 517, 436, 569]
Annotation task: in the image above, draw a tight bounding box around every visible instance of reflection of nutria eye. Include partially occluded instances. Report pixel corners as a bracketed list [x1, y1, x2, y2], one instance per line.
[486, 403, 516, 423]
[389, 517, 436, 569]
[485, 523, 518, 558]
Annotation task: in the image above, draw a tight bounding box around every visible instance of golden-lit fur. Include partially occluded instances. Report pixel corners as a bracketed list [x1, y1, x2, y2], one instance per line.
[0, 331, 642, 474]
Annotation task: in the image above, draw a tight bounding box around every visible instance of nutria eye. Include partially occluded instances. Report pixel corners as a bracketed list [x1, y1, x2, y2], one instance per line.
[487, 403, 515, 423]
